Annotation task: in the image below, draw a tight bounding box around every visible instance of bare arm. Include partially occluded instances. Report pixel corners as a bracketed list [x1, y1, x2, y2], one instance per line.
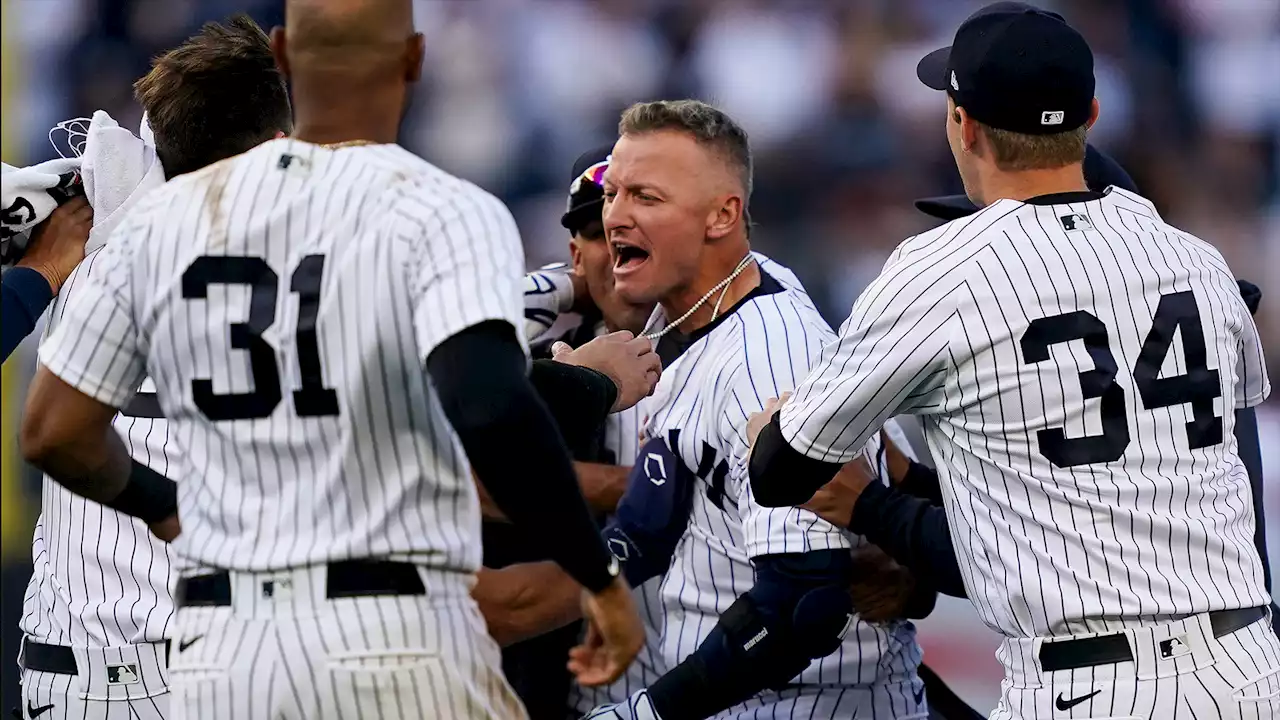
[473, 562, 584, 647]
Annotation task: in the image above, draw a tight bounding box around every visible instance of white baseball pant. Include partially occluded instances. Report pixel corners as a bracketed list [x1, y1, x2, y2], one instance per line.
[17, 639, 170, 720]
[166, 565, 527, 720]
[991, 609, 1280, 719]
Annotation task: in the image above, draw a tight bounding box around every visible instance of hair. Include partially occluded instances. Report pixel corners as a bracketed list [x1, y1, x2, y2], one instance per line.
[618, 100, 753, 201]
[134, 14, 292, 178]
[955, 109, 1088, 171]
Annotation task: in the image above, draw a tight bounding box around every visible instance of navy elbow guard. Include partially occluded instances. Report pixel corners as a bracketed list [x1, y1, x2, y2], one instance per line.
[604, 435, 697, 586]
[647, 551, 854, 719]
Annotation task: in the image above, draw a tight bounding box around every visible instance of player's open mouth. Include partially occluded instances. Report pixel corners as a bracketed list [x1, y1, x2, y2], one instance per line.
[612, 242, 650, 273]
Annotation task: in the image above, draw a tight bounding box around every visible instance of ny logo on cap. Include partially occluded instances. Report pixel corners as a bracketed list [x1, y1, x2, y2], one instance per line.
[950, 71, 959, 91]
[1041, 110, 1065, 126]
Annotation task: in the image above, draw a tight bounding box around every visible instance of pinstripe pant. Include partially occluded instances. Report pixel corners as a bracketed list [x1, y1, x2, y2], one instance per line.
[167, 566, 527, 720]
[18, 670, 169, 720]
[991, 613, 1280, 719]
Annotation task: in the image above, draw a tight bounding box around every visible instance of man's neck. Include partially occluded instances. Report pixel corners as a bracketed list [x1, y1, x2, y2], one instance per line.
[976, 163, 1089, 206]
[662, 253, 760, 335]
[290, 80, 401, 146]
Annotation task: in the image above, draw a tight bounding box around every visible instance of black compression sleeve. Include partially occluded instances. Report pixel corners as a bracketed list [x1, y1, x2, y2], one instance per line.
[850, 482, 967, 597]
[103, 461, 178, 524]
[428, 321, 615, 593]
[527, 360, 617, 457]
[748, 414, 844, 507]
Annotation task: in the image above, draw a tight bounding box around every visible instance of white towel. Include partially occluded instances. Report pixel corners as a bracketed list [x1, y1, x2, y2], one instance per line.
[0, 157, 82, 267]
[79, 110, 166, 254]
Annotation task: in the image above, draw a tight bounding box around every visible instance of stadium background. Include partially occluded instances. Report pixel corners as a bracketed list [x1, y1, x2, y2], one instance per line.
[1, 0, 1276, 713]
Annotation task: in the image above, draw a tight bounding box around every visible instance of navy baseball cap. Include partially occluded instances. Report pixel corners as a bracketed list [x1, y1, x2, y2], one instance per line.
[917, 2, 1095, 135]
[915, 143, 1137, 220]
[560, 145, 613, 233]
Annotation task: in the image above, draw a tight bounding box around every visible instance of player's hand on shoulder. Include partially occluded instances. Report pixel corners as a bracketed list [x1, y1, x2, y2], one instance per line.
[747, 392, 791, 450]
[570, 575, 645, 687]
[148, 513, 181, 543]
[17, 196, 91, 294]
[553, 331, 661, 412]
[798, 453, 875, 529]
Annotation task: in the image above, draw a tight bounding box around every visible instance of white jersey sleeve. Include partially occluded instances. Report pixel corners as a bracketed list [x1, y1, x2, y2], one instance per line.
[1236, 310, 1270, 409]
[522, 266, 579, 347]
[404, 187, 528, 358]
[38, 220, 147, 406]
[780, 228, 970, 464]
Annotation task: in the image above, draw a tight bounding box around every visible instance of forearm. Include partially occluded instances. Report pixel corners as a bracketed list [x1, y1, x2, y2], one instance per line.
[749, 414, 843, 507]
[474, 562, 583, 647]
[576, 462, 629, 514]
[430, 322, 616, 593]
[2, 267, 54, 362]
[849, 482, 967, 597]
[25, 421, 133, 504]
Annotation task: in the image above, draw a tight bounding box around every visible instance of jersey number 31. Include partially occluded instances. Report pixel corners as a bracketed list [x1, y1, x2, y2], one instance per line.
[1021, 290, 1222, 468]
[183, 254, 339, 421]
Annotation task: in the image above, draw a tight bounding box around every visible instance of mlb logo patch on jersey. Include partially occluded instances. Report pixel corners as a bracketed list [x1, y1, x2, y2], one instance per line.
[1060, 213, 1092, 231]
[107, 664, 140, 685]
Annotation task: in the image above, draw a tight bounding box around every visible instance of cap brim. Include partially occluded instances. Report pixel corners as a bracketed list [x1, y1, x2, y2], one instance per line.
[560, 198, 605, 231]
[916, 46, 952, 90]
[914, 195, 980, 221]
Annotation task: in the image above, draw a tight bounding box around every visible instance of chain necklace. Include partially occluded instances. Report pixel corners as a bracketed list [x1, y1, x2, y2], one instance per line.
[642, 253, 757, 341]
[318, 139, 377, 150]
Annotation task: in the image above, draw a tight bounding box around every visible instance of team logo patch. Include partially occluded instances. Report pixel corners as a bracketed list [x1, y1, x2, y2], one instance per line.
[1041, 110, 1065, 126]
[643, 452, 668, 486]
[107, 664, 139, 685]
[1158, 635, 1191, 660]
[1060, 213, 1092, 231]
[262, 578, 293, 599]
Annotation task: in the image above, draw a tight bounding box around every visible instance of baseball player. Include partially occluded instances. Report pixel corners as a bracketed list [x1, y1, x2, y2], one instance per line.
[18, 1, 656, 718]
[12, 16, 293, 720]
[581, 99, 930, 720]
[749, 3, 1280, 718]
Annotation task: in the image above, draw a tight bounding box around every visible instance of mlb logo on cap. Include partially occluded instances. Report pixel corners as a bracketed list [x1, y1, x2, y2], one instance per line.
[1041, 111, 1065, 126]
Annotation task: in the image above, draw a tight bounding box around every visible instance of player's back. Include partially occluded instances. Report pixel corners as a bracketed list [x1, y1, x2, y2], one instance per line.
[126, 138, 523, 575]
[919, 187, 1270, 637]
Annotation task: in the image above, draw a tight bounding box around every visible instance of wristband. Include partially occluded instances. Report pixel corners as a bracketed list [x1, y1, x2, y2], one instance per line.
[104, 461, 178, 524]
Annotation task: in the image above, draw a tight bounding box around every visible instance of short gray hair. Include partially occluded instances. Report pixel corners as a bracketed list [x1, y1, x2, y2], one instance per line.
[618, 99, 753, 201]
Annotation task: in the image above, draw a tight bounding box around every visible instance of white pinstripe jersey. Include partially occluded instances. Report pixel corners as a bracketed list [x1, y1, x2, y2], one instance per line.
[781, 188, 1272, 639]
[646, 254, 922, 695]
[519, 268, 668, 712]
[38, 138, 528, 575]
[21, 248, 176, 648]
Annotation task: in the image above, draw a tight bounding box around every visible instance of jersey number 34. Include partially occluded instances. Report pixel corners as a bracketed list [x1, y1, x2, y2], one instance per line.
[1021, 290, 1221, 468]
[182, 254, 339, 421]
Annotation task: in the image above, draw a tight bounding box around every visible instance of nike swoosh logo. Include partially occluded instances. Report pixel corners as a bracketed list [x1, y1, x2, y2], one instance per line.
[1055, 689, 1101, 711]
[178, 635, 204, 652]
[28, 703, 56, 718]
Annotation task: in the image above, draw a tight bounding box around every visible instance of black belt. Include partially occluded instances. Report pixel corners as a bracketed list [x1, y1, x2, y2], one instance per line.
[177, 559, 426, 607]
[21, 640, 171, 676]
[1039, 606, 1267, 672]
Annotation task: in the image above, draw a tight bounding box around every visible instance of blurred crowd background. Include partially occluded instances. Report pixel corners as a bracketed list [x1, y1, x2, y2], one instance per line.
[2, 0, 1278, 712]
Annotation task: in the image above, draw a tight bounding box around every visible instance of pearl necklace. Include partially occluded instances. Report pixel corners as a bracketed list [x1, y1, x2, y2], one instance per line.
[642, 253, 757, 340]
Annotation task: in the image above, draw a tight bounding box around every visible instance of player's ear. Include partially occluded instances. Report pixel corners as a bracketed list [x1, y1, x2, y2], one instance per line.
[706, 195, 742, 241]
[569, 237, 586, 274]
[404, 33, 425, 84]
[955, 106, 980, 154]
[270, 27, 290, 80]
[1085, 97, 1100, 129]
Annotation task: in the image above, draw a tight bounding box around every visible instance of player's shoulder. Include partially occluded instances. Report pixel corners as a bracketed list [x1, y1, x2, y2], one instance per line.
[889, 199, 1021, 265]
[370, 149, 512, 228]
